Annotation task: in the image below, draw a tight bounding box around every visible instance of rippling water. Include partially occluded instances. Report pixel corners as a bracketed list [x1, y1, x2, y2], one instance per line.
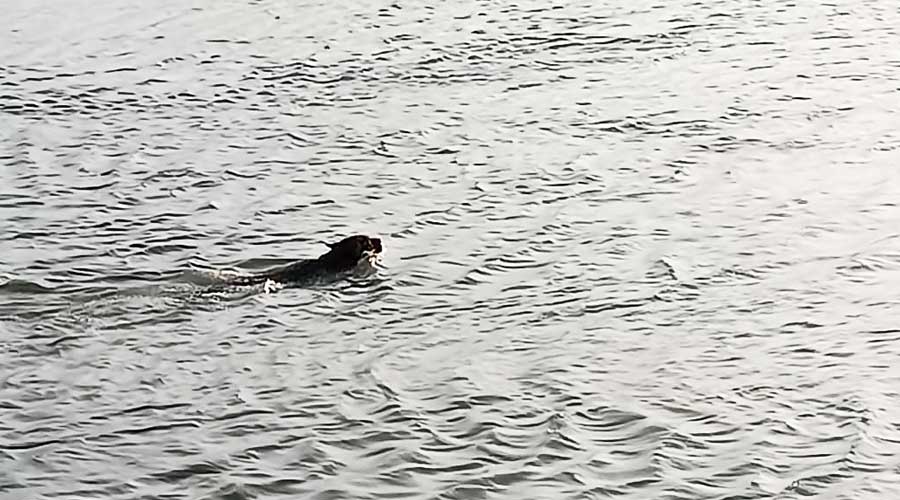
[4, 0, 900, 498]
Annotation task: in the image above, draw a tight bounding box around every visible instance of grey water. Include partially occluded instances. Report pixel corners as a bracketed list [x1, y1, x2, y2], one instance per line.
[3, 0, 900, 498]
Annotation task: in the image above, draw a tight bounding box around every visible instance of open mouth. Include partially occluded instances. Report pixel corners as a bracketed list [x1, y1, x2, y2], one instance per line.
[362, 250, 381, 264]
[367, 238, 382, 262]
[354, 237, 382, 269]
[358, 244, 382, 267]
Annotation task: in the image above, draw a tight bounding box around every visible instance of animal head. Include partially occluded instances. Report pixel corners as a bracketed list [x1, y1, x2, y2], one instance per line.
[321, 235, 383, 271]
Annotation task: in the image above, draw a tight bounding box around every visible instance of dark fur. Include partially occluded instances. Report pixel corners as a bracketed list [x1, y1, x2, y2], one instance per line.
[230, 235, 382, 286]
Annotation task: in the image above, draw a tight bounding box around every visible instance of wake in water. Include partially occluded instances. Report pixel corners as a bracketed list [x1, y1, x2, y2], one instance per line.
[0, 235, 385, 325]
[208, 234, 383, 289]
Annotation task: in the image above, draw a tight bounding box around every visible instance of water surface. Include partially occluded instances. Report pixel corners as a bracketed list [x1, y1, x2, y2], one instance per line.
[3, 0, 900, 498]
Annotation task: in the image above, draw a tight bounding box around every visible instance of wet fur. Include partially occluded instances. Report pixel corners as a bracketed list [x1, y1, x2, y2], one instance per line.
[228, 235, 382, 287]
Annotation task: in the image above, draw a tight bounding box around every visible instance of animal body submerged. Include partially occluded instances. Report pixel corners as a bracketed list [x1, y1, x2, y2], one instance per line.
[229, 235, 382, 287]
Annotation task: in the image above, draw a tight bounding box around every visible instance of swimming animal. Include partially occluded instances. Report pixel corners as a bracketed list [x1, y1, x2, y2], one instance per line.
[229, 234, 382, 287]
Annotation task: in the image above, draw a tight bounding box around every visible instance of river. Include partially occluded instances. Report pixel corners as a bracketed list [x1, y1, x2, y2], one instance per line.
[3, 0, 900, 498]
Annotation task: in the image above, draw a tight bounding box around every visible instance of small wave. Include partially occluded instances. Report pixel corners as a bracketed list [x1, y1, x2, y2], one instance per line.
[0, 278, 57, 294]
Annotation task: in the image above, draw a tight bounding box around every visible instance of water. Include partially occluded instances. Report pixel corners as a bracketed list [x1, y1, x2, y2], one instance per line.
[3, 0, 900, 498]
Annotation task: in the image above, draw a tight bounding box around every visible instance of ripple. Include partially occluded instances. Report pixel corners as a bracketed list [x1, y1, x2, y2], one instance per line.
[4, 0, 900, 498]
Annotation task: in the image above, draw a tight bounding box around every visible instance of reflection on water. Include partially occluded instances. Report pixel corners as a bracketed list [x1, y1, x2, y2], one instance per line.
[3, 0, 900, 498]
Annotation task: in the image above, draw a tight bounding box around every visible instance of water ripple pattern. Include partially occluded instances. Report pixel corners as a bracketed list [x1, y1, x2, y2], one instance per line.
[3, 0, 900, 499]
